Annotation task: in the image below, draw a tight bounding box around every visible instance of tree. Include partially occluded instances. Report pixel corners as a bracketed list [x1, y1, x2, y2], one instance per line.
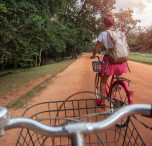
[114, 9, 141, 34]
[60, 0, 116, 58]
[0, 0, 68, 69]
[3, 0, 143, 70]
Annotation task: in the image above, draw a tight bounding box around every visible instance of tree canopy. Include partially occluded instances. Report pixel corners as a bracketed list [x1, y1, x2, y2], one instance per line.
[114, 9, 141, 34]
[0, 0, 150, 70]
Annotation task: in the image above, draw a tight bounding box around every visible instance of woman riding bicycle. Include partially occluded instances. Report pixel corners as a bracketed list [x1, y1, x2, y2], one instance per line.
[91, 13, 128, 107]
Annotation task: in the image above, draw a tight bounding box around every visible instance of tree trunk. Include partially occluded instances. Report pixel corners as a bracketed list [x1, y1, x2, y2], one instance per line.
[35, 55, 38, 67]
[38, 46, 42, 66]
[45, 50, 47, 63]
[71, 45, 77, 59]
[78, 0, 87, 16]
[0, 61, 7, 71]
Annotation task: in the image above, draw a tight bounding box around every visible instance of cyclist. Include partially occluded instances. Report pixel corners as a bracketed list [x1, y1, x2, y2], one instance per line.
[91, 13, 128, 108]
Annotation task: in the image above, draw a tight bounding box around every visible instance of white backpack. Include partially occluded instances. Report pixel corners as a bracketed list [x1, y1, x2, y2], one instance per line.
[106, 30, 129, 63]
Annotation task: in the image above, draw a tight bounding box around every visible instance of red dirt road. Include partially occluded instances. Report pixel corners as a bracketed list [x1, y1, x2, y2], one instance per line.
[1, 53, 152, 145]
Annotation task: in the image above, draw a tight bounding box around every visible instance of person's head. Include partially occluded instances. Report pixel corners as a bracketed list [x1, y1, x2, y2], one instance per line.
[103, 13, 115, 28]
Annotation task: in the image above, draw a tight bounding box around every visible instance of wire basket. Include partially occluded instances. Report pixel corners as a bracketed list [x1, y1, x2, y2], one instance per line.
[16, 92, 146, 146]
[92, 61, 102, 72]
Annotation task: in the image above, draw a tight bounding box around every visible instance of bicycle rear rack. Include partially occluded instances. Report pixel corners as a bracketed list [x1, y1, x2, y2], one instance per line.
[114, 76, 131, 86]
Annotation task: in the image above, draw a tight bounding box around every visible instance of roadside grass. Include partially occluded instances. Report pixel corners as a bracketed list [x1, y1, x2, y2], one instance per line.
[6, 85, 46, 109]
[6, 61, 73, 109]
[0, 57, 72, 97]
[6, 85, 45, 109]
[129, 53, 152, 64]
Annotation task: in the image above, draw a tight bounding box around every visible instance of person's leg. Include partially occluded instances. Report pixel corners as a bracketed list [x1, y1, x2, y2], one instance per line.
[100, 75, 110, 104]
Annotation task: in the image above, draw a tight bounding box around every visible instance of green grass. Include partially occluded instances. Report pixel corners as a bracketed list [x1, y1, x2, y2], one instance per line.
[6, 61, 73, 109]
[129, 53, 152, 64]
[0, 58, 72, 97]
[6, 84, 46, 109]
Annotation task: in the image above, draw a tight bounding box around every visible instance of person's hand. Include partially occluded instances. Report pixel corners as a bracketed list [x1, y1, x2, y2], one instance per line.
[90, 56, 95, 59]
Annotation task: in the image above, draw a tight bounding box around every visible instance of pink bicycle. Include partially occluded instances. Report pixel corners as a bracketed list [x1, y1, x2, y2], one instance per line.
[92, 56, 133, 126]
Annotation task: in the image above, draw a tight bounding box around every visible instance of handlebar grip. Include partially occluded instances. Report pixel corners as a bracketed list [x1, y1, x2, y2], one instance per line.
[142, 104, 152, 118]
[0, 106, 10, 136]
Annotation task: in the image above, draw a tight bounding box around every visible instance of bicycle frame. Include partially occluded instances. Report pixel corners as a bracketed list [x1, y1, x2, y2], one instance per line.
[96, 73, 133, 105]
[105, 75, 114, 97]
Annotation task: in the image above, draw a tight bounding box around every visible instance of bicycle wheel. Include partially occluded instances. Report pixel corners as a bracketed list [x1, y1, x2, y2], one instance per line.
[95, 73, 101, 99]
[110, 81, 129, 127]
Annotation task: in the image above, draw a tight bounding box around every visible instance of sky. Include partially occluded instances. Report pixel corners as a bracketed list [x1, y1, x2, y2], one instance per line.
[114, 0, 152, 28]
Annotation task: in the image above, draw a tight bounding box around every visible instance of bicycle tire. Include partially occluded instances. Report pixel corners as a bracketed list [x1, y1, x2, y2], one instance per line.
[110, 81, 129, 127]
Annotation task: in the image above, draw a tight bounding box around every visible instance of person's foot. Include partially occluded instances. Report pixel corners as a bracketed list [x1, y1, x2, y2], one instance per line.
[96, 99, 106, 110]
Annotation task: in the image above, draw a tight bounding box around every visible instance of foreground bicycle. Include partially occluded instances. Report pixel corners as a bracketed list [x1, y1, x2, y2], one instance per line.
[0, 92, 151, 146]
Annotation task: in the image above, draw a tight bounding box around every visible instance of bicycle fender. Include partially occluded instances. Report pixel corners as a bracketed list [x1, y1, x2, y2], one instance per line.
[117, 80, 133, 105]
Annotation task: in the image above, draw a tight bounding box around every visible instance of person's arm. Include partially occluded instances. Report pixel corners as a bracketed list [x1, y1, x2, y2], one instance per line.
[91, 41, 101, 58]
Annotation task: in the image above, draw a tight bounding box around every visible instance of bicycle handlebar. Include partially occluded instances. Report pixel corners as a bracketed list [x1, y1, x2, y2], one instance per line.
[0, 104, 152, 137]
[90, 56, 101, 62]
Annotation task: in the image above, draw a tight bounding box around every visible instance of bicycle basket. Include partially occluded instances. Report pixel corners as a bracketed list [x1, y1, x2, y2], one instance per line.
[92, 61, 102, 72]
[16, 92, 146, 146]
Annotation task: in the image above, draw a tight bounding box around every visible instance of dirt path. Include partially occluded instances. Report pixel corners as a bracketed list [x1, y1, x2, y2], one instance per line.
[1, 53, 152, 145]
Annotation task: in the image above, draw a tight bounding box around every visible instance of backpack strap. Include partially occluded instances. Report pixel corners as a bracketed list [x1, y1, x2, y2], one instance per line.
[106, 30, 115, 47]
[126, 61, 131, 72]
[103, 45, 108, 54]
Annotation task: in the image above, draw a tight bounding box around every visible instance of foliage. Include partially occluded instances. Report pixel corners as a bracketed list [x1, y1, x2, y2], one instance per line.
[128, 27, 152, 52]
[114, 8, 152, 53]
[1, 0, 146, 70]
[0, 0, 68, 69]
[114, 9, 141, 34]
